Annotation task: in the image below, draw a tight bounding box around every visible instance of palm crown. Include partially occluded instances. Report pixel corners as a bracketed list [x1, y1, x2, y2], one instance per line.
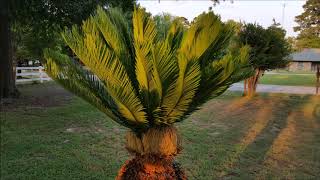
[44, 6, 251, 134]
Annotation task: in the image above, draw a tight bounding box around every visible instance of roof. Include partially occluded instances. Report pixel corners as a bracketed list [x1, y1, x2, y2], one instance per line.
[290, 48, 320, 62]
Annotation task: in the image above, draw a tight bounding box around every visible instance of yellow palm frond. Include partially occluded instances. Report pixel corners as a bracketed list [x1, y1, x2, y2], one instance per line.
[165, 19, 185, 50]
[44, 49, 146, 129]
[61, 16, 147, 124]
[132, 7, 156, 93]
[180, 13, 222, 59]
[151, 42, 178, 101]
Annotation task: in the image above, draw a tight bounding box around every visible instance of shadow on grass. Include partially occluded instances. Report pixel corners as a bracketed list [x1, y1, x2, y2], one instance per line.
[217, 94, 315, 179]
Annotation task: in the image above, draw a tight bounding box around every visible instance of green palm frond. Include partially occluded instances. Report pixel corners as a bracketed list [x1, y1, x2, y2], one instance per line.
[162, 56, 201, 123]
[180, 46, 253, 120]
[44, 6, 250, 132]
[180, 13, 222, 59]
[95, 7, 137, 86]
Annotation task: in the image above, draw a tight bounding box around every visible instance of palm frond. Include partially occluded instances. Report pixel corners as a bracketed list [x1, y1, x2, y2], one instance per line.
[95, 7, 137, 87]
[161, 13, 227, 123]
[162, 55, 201, 123]
[132, 7, 156, 93]
[179, 46, 252, 120]
[44, 49, 148, 130]
[61, 15, 147, 125]
[154, 42, 178, 97]
[165, 19, 185, 51]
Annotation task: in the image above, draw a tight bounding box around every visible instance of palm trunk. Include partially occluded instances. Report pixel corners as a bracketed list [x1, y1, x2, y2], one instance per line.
[117, 126, 187, 180]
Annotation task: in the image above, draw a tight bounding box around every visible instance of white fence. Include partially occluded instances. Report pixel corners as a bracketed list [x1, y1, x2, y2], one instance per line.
[16, 66, 51, 83]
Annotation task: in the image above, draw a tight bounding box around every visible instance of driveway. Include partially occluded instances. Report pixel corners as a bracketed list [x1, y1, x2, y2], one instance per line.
[229, 83, 319, 95]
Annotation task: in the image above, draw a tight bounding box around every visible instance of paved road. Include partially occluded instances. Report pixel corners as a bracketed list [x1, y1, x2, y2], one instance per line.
[229, 83, 319, 95]
[265, 72, 315, 76]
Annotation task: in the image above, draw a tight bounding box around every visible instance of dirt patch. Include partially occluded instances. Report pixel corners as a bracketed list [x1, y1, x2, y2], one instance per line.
[0, 82, 74, 112]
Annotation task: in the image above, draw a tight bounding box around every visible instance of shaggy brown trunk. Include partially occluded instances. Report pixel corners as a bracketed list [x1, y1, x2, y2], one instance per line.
[244, 69, 263, 97]
[116, 126, 187, 180]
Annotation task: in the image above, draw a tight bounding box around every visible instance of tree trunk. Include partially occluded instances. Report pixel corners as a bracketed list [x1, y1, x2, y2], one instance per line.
[244, 76, 253, 97]
[0, 0, 17, 100]
[117, 126, 187, 180]
[243, 79, 247, 96]
[244, 69, 263, 97]
[316, 64, 320, 95]
[253, 69, 264, 92]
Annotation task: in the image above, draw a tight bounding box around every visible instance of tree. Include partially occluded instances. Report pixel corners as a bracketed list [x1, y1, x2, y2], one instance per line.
[225, 20, 243, 51]
[287, 36, 298, 52]
[0, 0, 136, 99]
[154, 13, 174, 37]
[153, 13, 189, 41]
[44, 7, 251, 179]
[11, 0, 136, 59]
[239, 22, 291, 97]
[294, 0, 320, 49]
[0, 0, 17, 99]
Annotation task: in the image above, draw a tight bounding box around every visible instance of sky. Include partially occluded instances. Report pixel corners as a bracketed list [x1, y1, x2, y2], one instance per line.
[138, 0, 306, 37]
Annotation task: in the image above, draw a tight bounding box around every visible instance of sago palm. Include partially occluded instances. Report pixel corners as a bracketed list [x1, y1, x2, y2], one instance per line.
[44, 6, 251, 180]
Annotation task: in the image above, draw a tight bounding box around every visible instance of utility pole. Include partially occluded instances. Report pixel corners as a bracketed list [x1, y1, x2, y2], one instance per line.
[281, 1, 286, 27]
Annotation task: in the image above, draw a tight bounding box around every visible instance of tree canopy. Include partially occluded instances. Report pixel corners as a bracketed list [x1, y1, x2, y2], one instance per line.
[294, 0, 320, 49]
[10, 0, 136, 60]
[153, 13, 188, 41]
[239, 22, 291, 71]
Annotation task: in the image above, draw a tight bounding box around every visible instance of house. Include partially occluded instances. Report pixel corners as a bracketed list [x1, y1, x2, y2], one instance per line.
[288, 48, 320, 72]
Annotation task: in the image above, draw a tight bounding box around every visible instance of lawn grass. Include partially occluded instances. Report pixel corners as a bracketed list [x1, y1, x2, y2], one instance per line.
[269, 70, 315, 74]
[1, 83, 320, 179]
[259, 74, 317, 87]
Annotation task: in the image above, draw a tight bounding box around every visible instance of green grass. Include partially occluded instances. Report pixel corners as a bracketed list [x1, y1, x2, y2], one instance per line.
[259, 74, 317, 86]
[1, 83, 320, 179]
[269, 70, 315, 74]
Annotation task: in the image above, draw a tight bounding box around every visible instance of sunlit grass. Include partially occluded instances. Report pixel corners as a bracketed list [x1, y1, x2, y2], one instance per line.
[259, 74, 316, 86]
